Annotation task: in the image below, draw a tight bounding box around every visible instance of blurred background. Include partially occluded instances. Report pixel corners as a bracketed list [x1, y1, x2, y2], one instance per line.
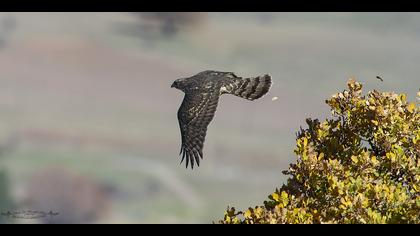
[0, 12, 419, 223]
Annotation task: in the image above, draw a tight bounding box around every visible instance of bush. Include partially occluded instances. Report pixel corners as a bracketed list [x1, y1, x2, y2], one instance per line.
[218, 79, 420, 224]
[24, 167, 110, 224]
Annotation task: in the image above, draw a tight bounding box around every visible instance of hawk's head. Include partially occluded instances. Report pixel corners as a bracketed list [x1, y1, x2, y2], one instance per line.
[171, 78, 187, 90]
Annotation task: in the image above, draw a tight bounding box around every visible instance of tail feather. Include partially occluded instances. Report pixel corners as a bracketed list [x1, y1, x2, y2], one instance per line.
[226, 74, 272, 100]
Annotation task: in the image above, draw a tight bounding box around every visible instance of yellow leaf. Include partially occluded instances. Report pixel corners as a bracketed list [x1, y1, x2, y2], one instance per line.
[371, 120, 379, 126]
[318, 152, 325, 161]
[399, 93, 407, 102]
[340, 197, 352, 209]
[254, 207, 264, 218]
[244, 209, 252, 218]
[407, 103, 416, 113]
[347, 78, 356, 88]
[303, 137, 308, 147]
[272, 193, 280, 202]
[281, 191, 289, 202]
[351, 156, 358, 164]
[371, 156, 378, 165]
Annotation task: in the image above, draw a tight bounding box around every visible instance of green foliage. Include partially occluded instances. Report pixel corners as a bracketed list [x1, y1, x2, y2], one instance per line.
[218, 80, 420, 224]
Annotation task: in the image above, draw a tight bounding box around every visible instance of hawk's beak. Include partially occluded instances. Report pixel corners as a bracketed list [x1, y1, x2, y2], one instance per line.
[171, 80, 180, 88]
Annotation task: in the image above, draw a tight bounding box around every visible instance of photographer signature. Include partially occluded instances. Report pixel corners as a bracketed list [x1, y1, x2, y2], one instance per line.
[1, 210, 59, 219]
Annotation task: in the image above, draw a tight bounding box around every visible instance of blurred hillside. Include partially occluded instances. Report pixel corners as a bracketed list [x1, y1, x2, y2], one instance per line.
[0, 12, 419, 223]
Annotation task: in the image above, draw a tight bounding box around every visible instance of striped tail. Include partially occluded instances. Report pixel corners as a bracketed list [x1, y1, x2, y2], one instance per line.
[225, 74, 272, 100]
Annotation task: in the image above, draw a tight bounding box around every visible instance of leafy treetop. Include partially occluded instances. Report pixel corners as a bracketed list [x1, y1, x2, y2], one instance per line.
[218, 79, 420, 224]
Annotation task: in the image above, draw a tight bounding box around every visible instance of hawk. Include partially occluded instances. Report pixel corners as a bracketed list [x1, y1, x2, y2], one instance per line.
[171, 70, 272, 169]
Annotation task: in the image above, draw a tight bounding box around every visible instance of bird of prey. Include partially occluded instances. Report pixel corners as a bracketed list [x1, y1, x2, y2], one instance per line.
[171, 70, 272, 169]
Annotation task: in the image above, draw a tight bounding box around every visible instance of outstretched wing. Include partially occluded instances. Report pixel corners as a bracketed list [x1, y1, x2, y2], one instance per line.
[177, 88, 220, 169]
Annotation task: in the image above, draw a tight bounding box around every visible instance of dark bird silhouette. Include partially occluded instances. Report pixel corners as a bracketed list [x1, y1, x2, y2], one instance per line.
[376, 76, 383, 82]
[171, 70, 272, 169]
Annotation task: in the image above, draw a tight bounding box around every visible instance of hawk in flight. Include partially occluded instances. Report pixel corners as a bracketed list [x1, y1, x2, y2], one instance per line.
[171, 70, 272, 169]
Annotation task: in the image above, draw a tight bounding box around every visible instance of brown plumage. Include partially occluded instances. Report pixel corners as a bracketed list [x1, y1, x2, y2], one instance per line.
[171, 70, 272, 169]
